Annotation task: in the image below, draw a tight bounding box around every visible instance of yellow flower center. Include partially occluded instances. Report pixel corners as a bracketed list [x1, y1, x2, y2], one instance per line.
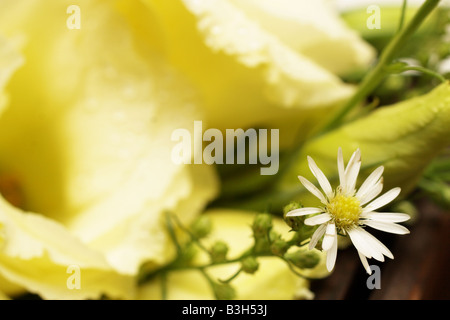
[326, 194, 362, 230]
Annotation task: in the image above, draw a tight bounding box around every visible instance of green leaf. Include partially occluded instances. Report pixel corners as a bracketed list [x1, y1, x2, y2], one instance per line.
[341, 6, 439, 54]
[277, 82, 450, 207]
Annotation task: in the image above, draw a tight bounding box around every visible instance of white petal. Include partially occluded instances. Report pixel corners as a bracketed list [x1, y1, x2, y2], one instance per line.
[298, 176, 327, 204]
[363, 187, 401, 213]
[356, 166, 384, 200]
[322, 223, 336, 251]
[307, 156, 333, 199]
[355, 226, 394, 259]
[358, 251, 372, 275]
[361, 212, 410, 223]
[304, 213, 332, 226]
[348, 228, 372, 258]
[359, 178, 383, 206]
[342, 149, 361, 194]
[345, 160, 361, 194]
[309, 223, 327, 250]
[344, 149, 361, 176]
[348, 227, 383, 261]
[364, 220, 410, 235]
[326, 233, 338, 272]
[286, 207, 323, 217]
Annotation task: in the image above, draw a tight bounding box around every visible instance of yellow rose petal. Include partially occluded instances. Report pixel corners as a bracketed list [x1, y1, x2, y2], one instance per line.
[0, 0, 218, 278]
[227, 0, 375, 75]
[142, 0, 362, 131]
[0, 196, 134, 300]
[0, 34, 23, 116]
[181, 0, 358, 108]
[0, 272, 24, 298]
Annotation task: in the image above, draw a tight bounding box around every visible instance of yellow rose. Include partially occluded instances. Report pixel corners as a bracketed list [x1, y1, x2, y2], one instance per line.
[140, 0, 375, 145]
[0, 0, 218, 299]
[0, 0, 375, 299]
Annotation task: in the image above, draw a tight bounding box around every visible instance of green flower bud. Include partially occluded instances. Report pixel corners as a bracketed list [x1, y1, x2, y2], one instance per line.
[190, 215, 212, 239]
[253, 228, 279, 254]
[253, 237, 270, 254]
[178, 242, 198, 263]
[241, 256, 259, 274]
[270, 238, 290, 257]
[212, 282, 236, 300]
[283, 202, 303, 231]
[210, 240, 228, 263]
[284, 250, 320, 269]
[252, 213, 273, 238]
[283, 201, 303, 214]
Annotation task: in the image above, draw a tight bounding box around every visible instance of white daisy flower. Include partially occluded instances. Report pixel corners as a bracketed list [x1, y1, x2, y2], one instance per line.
[286, 148, 410, 274]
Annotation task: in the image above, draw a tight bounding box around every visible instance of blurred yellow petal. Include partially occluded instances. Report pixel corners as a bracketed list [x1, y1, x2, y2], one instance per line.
[138, 209, 328, 300]
[0, 0, 218, 283]
[138, 260, 312, 300]
[0, 196, 134, 300]
[0, 290, 9, 300]
[142, 0, 373, 130]
[0, 34, 23, 116]
[71, 164, 219, 275]
[225, 0, 375, 75]
[0, 272, 24, 298]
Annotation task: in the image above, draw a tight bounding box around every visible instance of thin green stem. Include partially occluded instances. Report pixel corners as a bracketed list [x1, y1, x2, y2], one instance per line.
[138, 246, 254, 284]
[318, 0, 441, 135]
[219, 268, 242, 284]
[138, 237, 314, 284]
[160, 272, 168, 300]
[167, 251, 262, 273]
[170, 213, 211, 256]
[398, 65, 447, 82]
[398, 0, 408, 32]
[165, 212, 181, 255]
[199, 268, 217, 296]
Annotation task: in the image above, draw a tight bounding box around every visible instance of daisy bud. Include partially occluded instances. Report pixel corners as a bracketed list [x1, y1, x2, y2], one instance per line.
[178, 243, 198, 263]
[241, 256, 259, 274]
[283, 202, 304, 231]
[253, 237, 271, 254]
[210, 241, 228, 263]
[284, 250, 320, 269]
[252, 213, 273, 238]
[270, 238, 290, 257]
[212, 282, 236, 300]
[190, 215, 212, 239]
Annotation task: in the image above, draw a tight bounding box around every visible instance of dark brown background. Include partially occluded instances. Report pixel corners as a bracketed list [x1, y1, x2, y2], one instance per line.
[311, 199, 450, 300]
